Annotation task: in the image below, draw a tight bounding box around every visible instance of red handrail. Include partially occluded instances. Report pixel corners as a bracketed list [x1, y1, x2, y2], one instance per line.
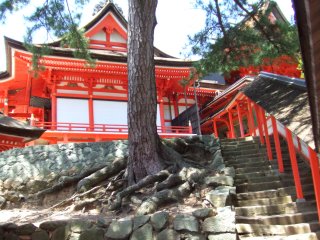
[33, 121, 192, 134]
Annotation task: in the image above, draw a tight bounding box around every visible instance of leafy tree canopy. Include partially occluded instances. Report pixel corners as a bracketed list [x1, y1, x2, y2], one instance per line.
[0, 0, 94, 70]
[188, 0, 300, 78]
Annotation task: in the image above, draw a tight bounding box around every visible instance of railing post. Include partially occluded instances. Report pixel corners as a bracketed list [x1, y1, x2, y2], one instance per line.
[261, 109, 273, 160]
[308, 147, 320, 222]
[271, 116, 284, 173]
[286, 128, 304, 200]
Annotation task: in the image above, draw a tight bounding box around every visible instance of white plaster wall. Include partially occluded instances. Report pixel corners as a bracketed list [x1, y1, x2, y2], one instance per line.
[57, 98, 89, 126]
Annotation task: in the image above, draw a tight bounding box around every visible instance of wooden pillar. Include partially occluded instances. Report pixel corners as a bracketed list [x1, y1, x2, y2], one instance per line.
[88, 79, 94, 131]
[228, 109, 236, 138]
[286, 128, 304, 200]
[25, 73, 32, 113]
[247, 100, 256, 136]
[159, 94, 165, 133]
[236, 101, 245, 137]
[271, 116, 284, 173]
[213, 119, 218, 138]
[261, 108, 273, 160]
[51, 75, 57, 130]
[173, 94, 179, 118]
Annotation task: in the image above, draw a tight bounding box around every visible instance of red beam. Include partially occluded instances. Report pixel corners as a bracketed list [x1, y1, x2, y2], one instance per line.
[261, 108, 273, 160]
[271, 116, 284, 173]
[308, 147, 320, 222]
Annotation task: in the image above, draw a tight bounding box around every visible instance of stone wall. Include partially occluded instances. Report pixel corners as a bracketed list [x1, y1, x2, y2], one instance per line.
[0, 207, 236, 240]
[0, 141, 128, 198]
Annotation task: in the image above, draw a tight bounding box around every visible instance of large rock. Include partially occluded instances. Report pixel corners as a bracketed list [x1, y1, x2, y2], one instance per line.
[105, 219, 133, 239]
[40, 220, 68, 232]
[15, 223, 37, 235]
[220, 167, 235, 178]
[31, 229, 50, 240]
[150, 211, 169, 231]
[202, 207, 235, 233]
[130, 223, 153, 240]
[65, 220, 93, 234]
[3, 232, 19, 240]
[204, 176, 234, 187]
[206, 186, 235, 207]
[180, 232, 206, 240]
[156, 229, 179, 240]
[51, 226, 67, 240]
[79, 228, 105, 240]
[173, 215, 199, 232]
[0, 196, 6, 209]
[192, 208, 215, 219]
[133, 215, 150, 230]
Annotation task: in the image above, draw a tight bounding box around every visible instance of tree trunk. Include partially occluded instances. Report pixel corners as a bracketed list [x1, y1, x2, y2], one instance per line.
[127, 0, 163, 185]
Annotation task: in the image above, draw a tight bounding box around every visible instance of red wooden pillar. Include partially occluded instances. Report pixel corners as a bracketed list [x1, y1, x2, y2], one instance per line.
[173, 94, 179, 118]
[253, 103, 265, 145]
[51, 76, 57, 130]
[213, 119, 218, 138]
[247, 100, 256, 136]
[228, 109, 236, 138]
[25, 73, 32, 113]
[261, 108, 273, 160]
[236, 101, 245, 137]
[88, 80, 94, 131]
[159, 94, 165, 133]
[308, 147, 320, 222]
[271, 116, 284, 173]
[286, 128, 304, 200]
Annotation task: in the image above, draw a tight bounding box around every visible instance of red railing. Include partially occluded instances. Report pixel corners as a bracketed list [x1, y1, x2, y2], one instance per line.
[33, 121, 193, 134]
[246, 97, 320, 222]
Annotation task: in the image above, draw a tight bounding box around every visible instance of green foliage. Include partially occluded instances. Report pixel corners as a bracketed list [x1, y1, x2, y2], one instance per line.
[1, 0, 95, 71]
[188, 0, 300, 77]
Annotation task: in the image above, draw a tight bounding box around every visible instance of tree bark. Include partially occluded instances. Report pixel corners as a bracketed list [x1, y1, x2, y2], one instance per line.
[127, 0, 163, 185]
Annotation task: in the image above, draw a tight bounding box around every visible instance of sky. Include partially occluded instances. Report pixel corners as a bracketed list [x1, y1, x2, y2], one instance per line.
[0, 0, 295, 72]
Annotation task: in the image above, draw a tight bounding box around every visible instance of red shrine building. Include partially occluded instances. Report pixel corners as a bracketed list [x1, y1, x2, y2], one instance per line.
[0, 3, 218, 145]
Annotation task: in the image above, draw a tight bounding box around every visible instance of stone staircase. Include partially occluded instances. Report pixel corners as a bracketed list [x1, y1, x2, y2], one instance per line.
[220, 137, 320, 240]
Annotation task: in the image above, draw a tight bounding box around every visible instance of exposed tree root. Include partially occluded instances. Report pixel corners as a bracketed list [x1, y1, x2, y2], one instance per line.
[32, 164, 109, 199]
[77, 157, 127, 192]
[108, 170, 170, 211]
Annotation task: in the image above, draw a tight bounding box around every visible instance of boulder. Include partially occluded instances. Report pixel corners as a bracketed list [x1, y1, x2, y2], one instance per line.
[65, 220, 93, 234]
[202, 207, 235, 233]
[204, 176, 234, 187]
[133, 215, 150, 230]
[180, 232, 206, 240]
[31, 229, 50, 240]
[16, 223, 37, 235]
[150, 211, 169, 231]
[156, 229, 180, 240]
[39, 220, 68, 232]
[105, 219, 133, 239]
[79, 228, 105, 240]
[192, 208, 215, 219]
[51, 226, 67, 240]
[173, 215, 199, 232]
[208, 233, 236, 240]
[130, 223, 153, 240]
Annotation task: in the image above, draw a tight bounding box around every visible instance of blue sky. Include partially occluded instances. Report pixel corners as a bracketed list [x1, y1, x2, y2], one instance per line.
[0, 0, 294, 71]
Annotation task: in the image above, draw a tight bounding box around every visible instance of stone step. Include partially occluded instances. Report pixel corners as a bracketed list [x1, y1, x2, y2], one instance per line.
[235, 201, 318, 217]
[235, 170, 280, 179]
[236, 178, 315, 193]
[222, 148, 265, 156]
[236, 184, 315, 201]
[235, 175, 281, 185]
[236, 222, 320, 236]
[238, 231, 320, 240]
[231, 161, 271, 170]
[224, 152, 267, 160]
[236, 211, 319, 225]
[236, 165, 273, 174]
[222, 144, 262, 151]
[224, 157, 268, 165]
[236, 195, 295, 207]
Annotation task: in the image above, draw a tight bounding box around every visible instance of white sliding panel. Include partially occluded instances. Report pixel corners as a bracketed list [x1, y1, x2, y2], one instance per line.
[94, 100, 127, 125]
[57, 98, 89, 123]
